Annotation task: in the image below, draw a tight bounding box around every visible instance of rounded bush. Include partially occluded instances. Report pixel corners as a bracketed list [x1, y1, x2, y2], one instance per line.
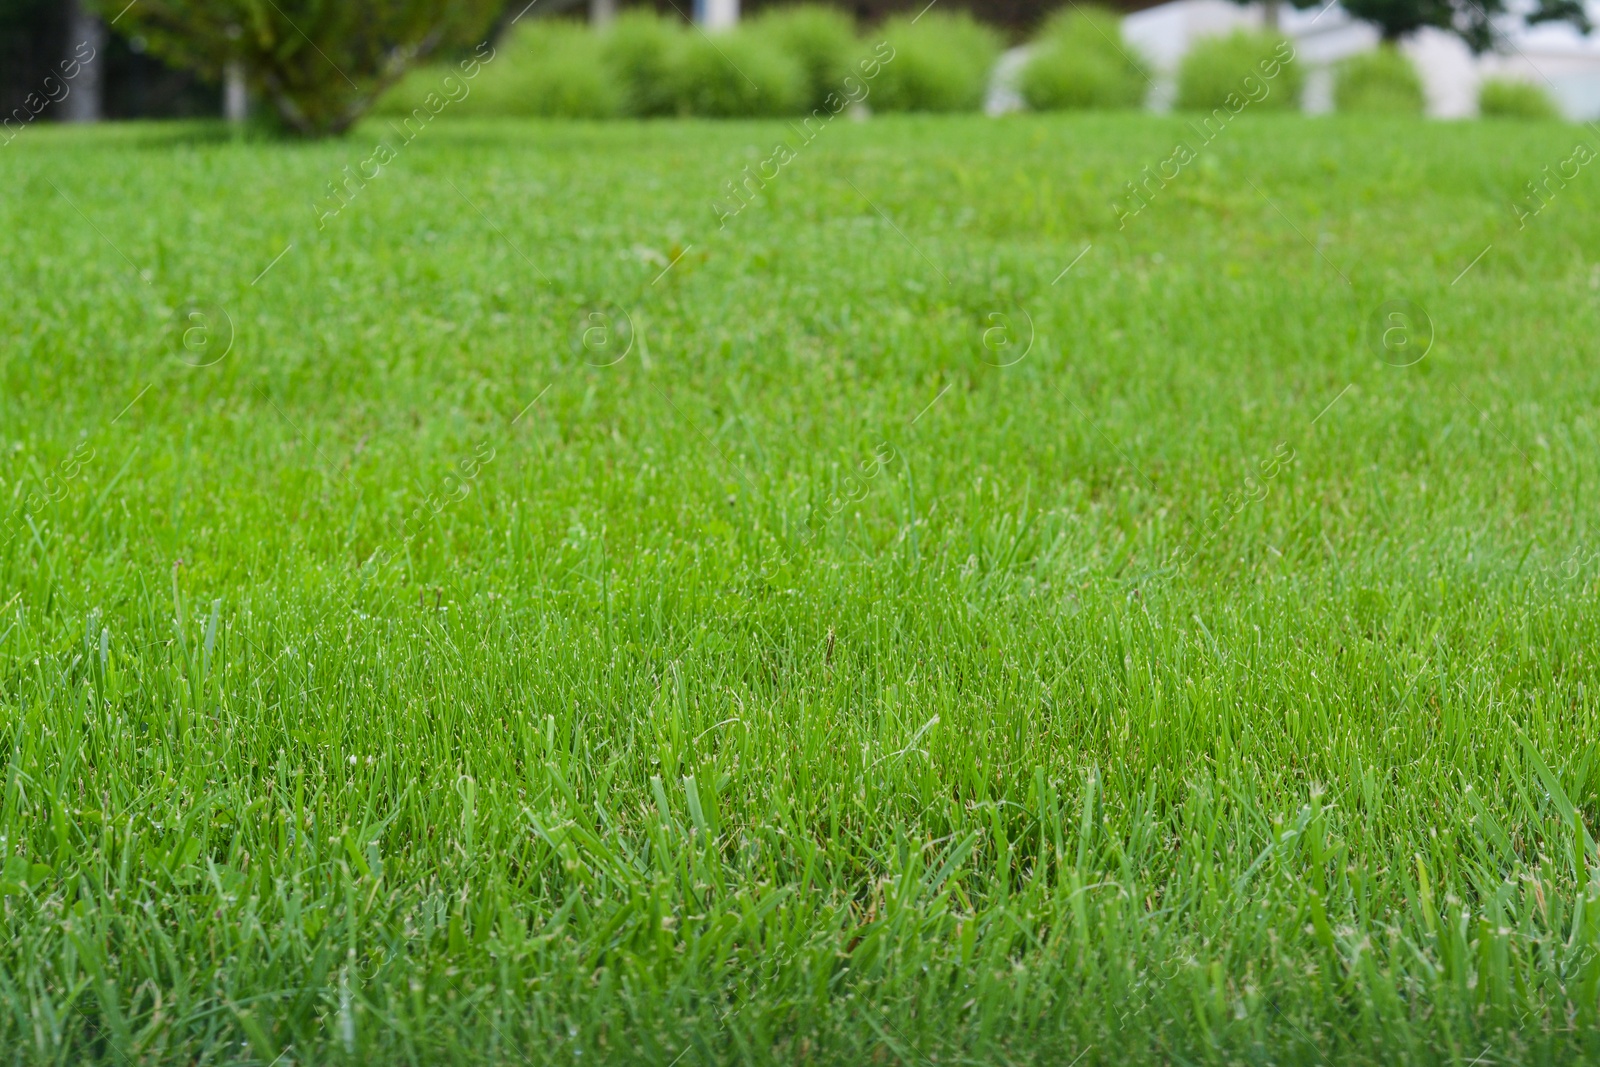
[372, 69, 440, 118]
[471, 20, 620, 118]
[750, 4, 860, 112]
[1334, 46, 1424, 114]
[1020, 5, 1148, 110]
[1175, 30, 1302, 113]
[865, 12, 1002, 113]
[602, 10, 685, 117]
[669, 30, 807, 117]
[1479, 77, 1561, 120]
[374, 20, 621, 121]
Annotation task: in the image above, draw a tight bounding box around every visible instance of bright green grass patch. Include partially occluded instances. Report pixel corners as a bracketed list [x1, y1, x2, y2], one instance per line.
[3, 114, 1600, 1064]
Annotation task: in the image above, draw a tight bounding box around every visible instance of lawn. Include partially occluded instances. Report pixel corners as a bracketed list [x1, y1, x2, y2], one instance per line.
[3, 111, 1600, 1064]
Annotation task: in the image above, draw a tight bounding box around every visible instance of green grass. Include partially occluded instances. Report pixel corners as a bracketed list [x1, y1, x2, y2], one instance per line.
[3, 111, 1600, 1065]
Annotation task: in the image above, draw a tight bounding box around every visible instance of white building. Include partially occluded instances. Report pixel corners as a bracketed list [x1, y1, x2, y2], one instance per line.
[1114, 0, 1600, 118]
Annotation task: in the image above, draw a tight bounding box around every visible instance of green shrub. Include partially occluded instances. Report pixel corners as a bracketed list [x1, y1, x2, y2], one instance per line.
[90, 0, 500, 136]
[866, 12, 1002, 113]
[378, 20, 620, 119]
[669, 29, 807, 117]
[602, 10, 686, 117]
[1020, 4, 1148, 110]
[374, 66, 451, 119]
[751, 4, 860, 111]
[1479, 77, 1561, 119]
[1334, 46, 1424, 114]
[1175, 30, 1302, 113]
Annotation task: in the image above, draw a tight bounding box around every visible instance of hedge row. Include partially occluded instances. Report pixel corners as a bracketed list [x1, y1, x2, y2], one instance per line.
[378, 6, 998, 119]
[377, 6, 1566, 122]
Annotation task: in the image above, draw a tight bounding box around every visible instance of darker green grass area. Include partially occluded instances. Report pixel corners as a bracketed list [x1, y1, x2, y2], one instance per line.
[3, 112, 1600, 1064]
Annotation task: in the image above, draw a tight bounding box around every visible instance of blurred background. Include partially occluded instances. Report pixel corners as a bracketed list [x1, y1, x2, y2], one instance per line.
[0, 0, 1063, 122]
[4, 0, 1599, 125]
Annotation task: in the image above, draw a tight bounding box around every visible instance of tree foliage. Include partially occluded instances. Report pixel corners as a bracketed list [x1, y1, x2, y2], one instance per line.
[1239, 0, 1588, 53]
[91, 0, 501, 135]
[1338, 0, 1590, 50]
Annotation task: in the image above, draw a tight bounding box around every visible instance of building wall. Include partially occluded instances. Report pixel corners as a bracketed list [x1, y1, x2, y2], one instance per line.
[1120, 0, 1600, 119]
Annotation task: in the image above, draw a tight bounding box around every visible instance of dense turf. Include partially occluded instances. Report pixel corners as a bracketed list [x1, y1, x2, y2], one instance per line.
[4, 111, 1600, 1064]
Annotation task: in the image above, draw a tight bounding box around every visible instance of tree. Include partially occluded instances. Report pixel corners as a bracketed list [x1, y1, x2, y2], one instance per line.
[1339, 0, 1590, 51]
[59, 0, 105, 122]
[1229, 0, 1588, 51]
[92, 0, 501, 136]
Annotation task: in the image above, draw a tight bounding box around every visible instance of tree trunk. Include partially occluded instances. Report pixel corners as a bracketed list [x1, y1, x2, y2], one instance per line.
[591, 0, 617, 28]
[60, 0, 106, 123]
[1263, 0, 1281, 30]
[224, 61, 248, 123]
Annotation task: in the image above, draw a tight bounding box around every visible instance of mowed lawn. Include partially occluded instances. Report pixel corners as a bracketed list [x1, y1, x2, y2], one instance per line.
[3, 111, 1600, 1064]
